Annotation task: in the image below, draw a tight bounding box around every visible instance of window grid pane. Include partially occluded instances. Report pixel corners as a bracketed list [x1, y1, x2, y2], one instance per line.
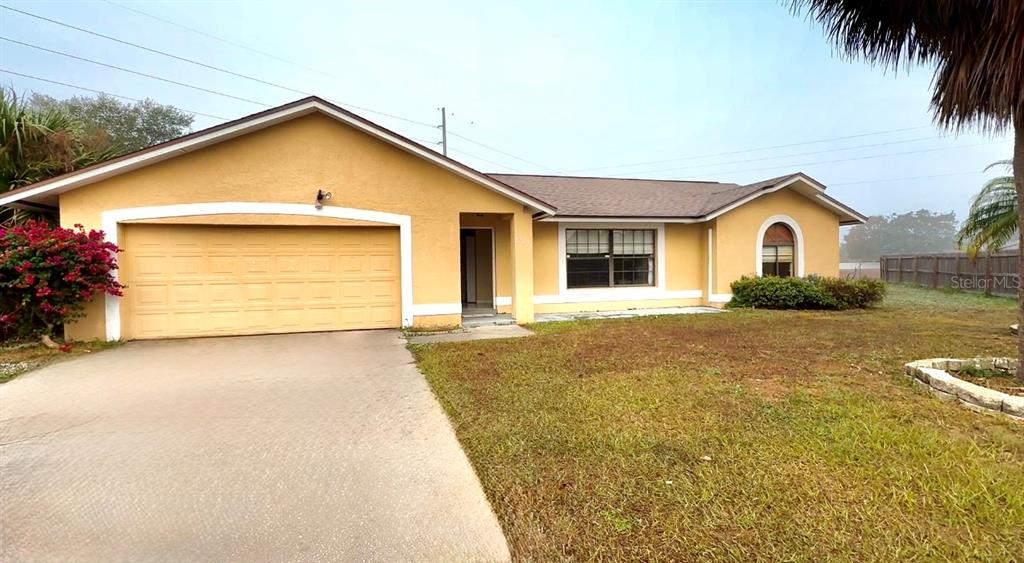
[567, 229, 609, 254]
[612, 229, 655, 255]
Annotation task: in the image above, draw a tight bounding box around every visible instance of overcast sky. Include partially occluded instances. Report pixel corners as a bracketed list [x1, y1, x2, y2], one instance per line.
[1, 0, 1014, 222]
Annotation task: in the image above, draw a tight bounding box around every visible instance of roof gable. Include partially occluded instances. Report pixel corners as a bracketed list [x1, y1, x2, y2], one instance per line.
[0, 97, 557, 214]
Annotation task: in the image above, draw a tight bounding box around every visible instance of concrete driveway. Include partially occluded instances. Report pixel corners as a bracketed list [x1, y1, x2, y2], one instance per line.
[0, 331, 510, 562]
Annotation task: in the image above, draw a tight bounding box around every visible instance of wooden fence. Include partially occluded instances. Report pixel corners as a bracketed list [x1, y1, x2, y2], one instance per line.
[880, 251, 1020, 297]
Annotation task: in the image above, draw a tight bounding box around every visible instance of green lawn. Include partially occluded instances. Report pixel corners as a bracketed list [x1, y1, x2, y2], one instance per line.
[412, 285, 1024, 561]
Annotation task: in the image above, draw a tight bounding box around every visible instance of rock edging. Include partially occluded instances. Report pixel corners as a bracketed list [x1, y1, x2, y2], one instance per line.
[904, 358, 1024, 420]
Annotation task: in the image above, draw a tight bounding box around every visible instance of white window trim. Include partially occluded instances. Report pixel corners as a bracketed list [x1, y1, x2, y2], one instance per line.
[100, 202, 414, 340]
[552, 222, 700, 304]
[755, 214, 804, 277]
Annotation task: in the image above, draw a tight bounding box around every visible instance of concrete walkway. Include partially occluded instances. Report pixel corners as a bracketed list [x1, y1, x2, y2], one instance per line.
[406, 324, 533, 344]
[0, 331, 510, 562]
[535, 306, 723, 322]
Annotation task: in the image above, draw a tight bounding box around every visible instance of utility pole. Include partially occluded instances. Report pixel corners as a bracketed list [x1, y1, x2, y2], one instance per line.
[438, 106, 448, 156]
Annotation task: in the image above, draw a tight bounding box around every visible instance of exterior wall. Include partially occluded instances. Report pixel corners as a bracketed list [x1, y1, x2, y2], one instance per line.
[531, 222, 559, 303]
[712, 188, 841, 296]
[59, 113, 533, 339]
[529, 220, 705, 314]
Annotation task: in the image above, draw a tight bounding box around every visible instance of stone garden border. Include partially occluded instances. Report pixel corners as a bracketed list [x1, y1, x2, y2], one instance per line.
[904, 358, 1024, 420]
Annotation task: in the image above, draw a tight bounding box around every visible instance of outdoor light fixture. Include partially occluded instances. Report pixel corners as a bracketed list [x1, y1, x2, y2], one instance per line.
[314, 189, 332, 210]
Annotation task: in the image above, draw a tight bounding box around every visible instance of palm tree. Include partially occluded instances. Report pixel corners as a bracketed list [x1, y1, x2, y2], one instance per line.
[0, 88, 116, 224]
[958, 160, 1016, 256]
[791, 1, 1024, 381]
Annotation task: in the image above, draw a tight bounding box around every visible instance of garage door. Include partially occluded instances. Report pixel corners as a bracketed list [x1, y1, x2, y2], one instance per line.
[120, 224, 401, 339]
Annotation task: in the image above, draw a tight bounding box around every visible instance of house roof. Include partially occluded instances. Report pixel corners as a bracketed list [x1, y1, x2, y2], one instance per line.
[0, 96, 557, 215]
[491, 172, 867, 225]
[0, 95, 865, 224]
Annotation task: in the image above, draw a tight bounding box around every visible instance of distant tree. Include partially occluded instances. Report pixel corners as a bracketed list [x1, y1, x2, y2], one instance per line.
[29, 93, 193, 155]
[957, 160, 1015, 257]
[841, 210, 958, 261]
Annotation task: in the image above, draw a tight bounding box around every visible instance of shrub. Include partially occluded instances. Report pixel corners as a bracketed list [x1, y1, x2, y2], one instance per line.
[0, 220, 123, 344]
[728, 275, 885, 310]
[810, 275, 886, 309]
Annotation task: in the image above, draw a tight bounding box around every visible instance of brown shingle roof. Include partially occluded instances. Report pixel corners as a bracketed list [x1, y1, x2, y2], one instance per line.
[488, 173, 795, 218]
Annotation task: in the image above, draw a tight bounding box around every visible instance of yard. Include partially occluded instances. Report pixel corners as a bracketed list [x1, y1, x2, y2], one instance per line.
[412, 285, 1024, 561]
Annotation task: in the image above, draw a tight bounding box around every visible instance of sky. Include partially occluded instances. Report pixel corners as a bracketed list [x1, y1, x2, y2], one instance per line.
[0, 0, 1014, 225]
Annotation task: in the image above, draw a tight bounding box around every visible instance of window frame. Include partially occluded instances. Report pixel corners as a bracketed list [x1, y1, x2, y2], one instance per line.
[756, 216, 803, 278]
[565, 228, 656, 289]
[761, 243, 794, 278]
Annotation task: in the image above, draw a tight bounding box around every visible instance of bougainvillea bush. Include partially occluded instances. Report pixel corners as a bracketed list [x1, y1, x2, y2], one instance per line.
[0, 220, 123, 345]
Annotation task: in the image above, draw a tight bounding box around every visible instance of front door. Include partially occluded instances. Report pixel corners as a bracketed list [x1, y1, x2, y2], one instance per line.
[459, 228, 494, 308]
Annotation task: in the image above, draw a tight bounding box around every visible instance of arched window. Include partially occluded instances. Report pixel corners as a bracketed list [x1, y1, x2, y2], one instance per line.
[761, 223, 794, 277]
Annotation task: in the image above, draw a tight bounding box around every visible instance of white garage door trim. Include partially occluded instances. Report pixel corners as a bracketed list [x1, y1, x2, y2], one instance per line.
[101, 202, 413, 340]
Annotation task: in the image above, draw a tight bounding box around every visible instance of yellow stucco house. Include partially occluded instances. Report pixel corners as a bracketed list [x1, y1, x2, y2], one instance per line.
[0, 97, 865, 341]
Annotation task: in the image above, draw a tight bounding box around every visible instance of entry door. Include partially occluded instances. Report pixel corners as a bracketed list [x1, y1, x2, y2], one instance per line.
[462, 232, 478, 303]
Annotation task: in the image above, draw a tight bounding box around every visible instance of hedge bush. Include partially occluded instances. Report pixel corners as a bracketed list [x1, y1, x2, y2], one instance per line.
[728, 275, 885, 310]
[1, 220, 123, 343]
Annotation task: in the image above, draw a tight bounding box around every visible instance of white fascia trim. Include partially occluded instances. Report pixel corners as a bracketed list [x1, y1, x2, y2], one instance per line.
[1, 100, 557, 215]
[816, 193, 868, 224]
[703, 176, 815, 222]
[709, 293, 732, 303]
[494, 296, 512, 306]
[535, 289, 702, 305]
[703, 174, 862, 224]
[556, 222, 666, 296]
[707, 227, 714, 299]
[412, 303, 462, 316]
[100, 202, 414, 340]
[755, 214, 805, 277]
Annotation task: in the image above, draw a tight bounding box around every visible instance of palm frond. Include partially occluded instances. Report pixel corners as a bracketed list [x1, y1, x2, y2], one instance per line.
[956, 160, 1017, 256]
[0, 87, 115, 191]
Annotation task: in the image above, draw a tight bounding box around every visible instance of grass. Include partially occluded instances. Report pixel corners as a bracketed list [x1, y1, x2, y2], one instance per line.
[412, 285, 1024, 561]
[0, 338, 120, 384]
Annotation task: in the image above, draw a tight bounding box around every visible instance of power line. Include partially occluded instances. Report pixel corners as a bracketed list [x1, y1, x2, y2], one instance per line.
[0, 68, 230, 120]
[1, 36, 276, 106]
[10, 3, 986, 181]
[4, 3, 560, 171]
[100, 0, 341, 80]
[448, 147, 522, 172]
[0, 4, 310, 96]
[409, 136, 521, 171]
[569, 125, 936, 174]
[687, 141, 1003, 180]
[446, 130, 560, 173]
[830, 170, 985, 187]
[0, 69, 995, 185]
[0, 65, 529, 174]
[0, 5, 437, 130]
[10, 6, 549, 169]
[609, 134, 946, 177]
